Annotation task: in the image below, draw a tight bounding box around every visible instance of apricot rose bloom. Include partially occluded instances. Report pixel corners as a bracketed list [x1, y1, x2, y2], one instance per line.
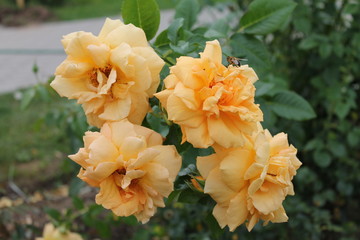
[155, 40, 262, 148]
[36, 223, 82, 240]
[51, 18, 164, 127]
[69, 120, 181, 223]
[197, 128, 301, 231]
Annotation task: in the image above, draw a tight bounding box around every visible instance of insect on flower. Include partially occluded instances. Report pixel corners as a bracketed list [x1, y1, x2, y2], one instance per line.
[226, 56, 247, 67]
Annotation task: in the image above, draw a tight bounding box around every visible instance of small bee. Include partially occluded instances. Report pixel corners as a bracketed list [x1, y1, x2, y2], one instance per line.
[226, 56, 247, 67]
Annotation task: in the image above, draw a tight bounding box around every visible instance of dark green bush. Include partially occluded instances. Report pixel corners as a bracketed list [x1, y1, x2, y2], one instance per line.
[246, 0, 360, 239]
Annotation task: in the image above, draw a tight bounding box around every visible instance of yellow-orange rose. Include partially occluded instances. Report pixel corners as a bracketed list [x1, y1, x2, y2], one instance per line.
[155, 40, 262, 148]
[69, 120, 181, 223]
[36, 223, 82, 240]
[51, 18, 164, 127]
[197, 128, 301, 231]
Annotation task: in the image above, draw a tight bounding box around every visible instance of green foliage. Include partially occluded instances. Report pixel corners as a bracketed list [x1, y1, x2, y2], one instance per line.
[256, 0, 360, 239]
[268, 90, 316, 121]
[174, 0, 200, 29]
[239, 0, 297, 35]
[230, 33, 271, 76]
[122, 0, 160, 40]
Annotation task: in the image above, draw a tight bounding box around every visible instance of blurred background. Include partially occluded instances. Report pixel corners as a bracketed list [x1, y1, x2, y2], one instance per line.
[0, 0, 359, 239]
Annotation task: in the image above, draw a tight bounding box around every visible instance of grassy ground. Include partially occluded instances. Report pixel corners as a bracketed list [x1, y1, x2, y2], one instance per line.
[0, 89, 72, 183]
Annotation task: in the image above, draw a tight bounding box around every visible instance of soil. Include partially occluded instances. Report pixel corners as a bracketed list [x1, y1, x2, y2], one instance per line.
[0, 5, 55, 27]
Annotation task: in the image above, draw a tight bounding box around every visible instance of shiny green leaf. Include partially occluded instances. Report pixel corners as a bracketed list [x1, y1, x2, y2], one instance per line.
[122, 0, 160, 40]
[239, 0, 297, 35]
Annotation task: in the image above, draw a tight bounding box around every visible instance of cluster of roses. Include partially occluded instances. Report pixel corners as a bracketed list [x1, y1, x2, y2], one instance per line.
[51, 18, 301, 231]
[51, 18, 182, 224]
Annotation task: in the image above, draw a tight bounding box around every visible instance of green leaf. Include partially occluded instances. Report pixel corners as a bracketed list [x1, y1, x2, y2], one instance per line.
[170, 41, 194, 55]
[131, 228, 150, 240]
[313, 151, 331, 168]
[257, 98, 277, 129]
[337, 181, 353, 196]
[32, 62, 39, 75]
[269, 90, 316, 121]
[121, 216, 138, 226]
[36, 84, 50, 102]
[72, 196, 84, 210]
[166, 190, 182, 204]
[69, 177, 85, 197]
[239, 0, 297, 35]
[319, 43, 332, 59]
[230, 34, 271, 76]
[205, 212, 224, 238]
[347, 128, 360, 147]
[121, 0, 160, 40]
[45, 208, 62, 222]
[177, 188, 202, 203]
[204, 18, 229, 39]
[304, 138, 324, 151]
[328, 141, 347, 158]
[255, 81, 274, 97]
[298, 36, 319, 50]
[20, 88, 36, 110]
[175, 0, 200, 29]
[334, 100, 353, 119]
[167, 18, 184, 44]
[146, 105, 170, 137]
[154, 30, 170, 47]
[344, 2, 360, 14]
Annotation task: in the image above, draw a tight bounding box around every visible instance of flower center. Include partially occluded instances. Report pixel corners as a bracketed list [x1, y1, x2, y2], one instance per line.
[116, 168, 126, 175]
[89, 65, 112, 88]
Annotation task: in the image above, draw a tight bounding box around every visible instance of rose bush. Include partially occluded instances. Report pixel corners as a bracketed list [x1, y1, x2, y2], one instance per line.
[33, 0, 321, 238]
